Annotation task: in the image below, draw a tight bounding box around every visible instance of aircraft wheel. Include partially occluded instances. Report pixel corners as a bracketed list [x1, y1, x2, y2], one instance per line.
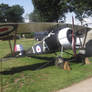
[55, 57, 64, 68]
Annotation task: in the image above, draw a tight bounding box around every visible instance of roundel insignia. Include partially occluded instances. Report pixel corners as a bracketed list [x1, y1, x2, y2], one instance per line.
[0, 24, 17, 37]
[36, 45, 41, 53]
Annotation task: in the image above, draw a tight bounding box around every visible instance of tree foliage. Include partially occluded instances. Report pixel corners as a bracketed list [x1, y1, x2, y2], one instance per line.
[30, 0, 92, 23]
[31, 0, 69, 22]
[69, 0, 92, 25]
[29, 9, 43, 22]
[0, 4, 24, 22]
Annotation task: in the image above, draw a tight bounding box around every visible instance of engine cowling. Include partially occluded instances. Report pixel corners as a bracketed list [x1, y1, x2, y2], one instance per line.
[57, 28, 72, 48]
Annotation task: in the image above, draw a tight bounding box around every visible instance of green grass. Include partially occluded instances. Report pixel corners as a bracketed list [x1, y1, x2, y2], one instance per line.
[0, 39, 92, 92]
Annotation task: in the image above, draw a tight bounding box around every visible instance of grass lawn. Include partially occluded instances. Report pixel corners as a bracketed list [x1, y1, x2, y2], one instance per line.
[0, 39, 92, 92]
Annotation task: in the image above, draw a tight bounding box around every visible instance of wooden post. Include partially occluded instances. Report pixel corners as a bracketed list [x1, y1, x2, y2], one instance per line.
[85, 57, 90, 64]
[64, 61, 71, 71]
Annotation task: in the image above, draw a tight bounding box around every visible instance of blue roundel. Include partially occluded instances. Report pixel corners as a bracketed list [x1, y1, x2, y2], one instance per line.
[36, 45, 42, 53]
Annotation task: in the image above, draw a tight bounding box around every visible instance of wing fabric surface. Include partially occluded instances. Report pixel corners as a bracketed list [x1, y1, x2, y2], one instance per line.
[0, 22, 89, 40]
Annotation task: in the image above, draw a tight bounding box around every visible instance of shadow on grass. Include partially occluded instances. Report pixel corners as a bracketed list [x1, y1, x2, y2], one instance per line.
[0, 56, 55, 75]
[31, 55, 55, 61]
[0, 54, 84, 75]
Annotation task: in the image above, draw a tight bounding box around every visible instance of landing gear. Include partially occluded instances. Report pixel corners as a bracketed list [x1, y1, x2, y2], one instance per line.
[55, 56, 64, 68]
[55, 56, 71, 71]
[85, 57, 90, 64]
[55, 46, 71, 71]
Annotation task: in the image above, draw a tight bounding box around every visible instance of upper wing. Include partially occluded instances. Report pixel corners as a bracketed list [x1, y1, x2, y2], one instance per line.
[0, 22, 57, 39]
[0, 22, 90, 40]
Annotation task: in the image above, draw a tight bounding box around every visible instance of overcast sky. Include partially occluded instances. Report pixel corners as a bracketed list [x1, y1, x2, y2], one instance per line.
[0, 0, 92, 28]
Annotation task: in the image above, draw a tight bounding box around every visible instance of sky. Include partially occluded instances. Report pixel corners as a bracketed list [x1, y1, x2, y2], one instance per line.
[0, 0, 34, 17]
[0, 0, 92, 28]
[65, 12, 92, 28]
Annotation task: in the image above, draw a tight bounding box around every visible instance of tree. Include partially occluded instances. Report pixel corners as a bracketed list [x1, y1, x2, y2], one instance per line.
[31, 0, 69, 22]
[31, 0, 92, 23]
[29, 9, 44, 22]
[68, 0, 92, 25]
[0, 4, 24, 22]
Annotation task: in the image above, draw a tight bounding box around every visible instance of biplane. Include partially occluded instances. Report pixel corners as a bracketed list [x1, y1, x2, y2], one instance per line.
[0, 19, 92, 70]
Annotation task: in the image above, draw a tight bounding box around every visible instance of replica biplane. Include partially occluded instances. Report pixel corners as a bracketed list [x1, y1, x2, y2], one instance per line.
[0, 19, 92, 70]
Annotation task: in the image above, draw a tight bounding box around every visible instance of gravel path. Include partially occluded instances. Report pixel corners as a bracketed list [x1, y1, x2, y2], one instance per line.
[57, 77, 92, 92]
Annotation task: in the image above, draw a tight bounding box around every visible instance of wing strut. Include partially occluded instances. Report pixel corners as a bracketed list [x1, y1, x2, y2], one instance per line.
[82, 30, 87, 48]
[8, 37, 13, 56]
[72, 16, 76, 56]
[8, 28, 17, 57]
[13, 28, 17, 56]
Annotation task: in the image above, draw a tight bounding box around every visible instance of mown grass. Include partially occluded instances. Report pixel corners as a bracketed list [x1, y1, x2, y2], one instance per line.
[0, 39, 92, 92]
